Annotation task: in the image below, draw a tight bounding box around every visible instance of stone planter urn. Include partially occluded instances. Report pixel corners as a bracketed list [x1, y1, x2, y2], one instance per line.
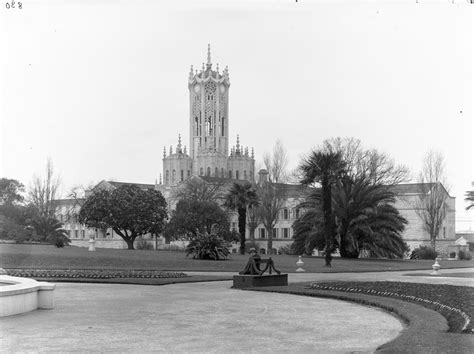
[296, 256, 305, 272]
[431, 257, 441, 276]
[88, 238, 96, 252]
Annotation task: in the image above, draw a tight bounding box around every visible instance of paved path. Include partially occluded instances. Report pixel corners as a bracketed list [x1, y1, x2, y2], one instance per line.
[188, 267, 474, 287]
[0, 281, 403, 352]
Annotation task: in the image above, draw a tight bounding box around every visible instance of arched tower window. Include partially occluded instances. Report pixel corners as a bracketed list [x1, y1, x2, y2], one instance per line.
[221, 168, 224, 178]
[236, 170, 239, 180]
[215, 167, 218, 177]
[244, 170, 247, 180]
[180, 170, 184, 182]
[187, 170, 191, 178]
[165, 170, 169, 185]
[228, 170, 232, 179]
[207, 167, 211, 176]
[200, 167, 204, 176]
[172, 170, 176, 184]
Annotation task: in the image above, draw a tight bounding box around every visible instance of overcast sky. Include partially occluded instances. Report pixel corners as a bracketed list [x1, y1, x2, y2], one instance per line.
[1, 0, 473, 230]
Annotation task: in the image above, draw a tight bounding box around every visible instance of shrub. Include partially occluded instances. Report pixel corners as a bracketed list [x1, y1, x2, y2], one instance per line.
[186, 233, 230, 260]
[410, 246, 438, 260]
[245, 240, 260, 253]
[46, 234, 71, 248]
[278, 244, 297, 255]
[136, 238, 154, 250]
[458, 250, 472, 260]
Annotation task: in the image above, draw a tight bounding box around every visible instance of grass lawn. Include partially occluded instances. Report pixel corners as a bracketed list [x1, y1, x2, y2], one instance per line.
[1, 243, 473, 273]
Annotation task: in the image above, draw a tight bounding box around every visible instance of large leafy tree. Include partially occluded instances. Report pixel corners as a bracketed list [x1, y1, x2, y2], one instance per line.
[224, 182, 259, 254]
[79, 185, 168, 250]
[299, 150, 346, 266]
[164, 199, 233, 241]
[0, 178, 24, 205]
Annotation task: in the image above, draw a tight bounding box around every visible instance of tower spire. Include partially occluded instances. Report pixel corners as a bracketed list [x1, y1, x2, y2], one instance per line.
[206, 44, 212, 70]
[177, 134, 182, 153]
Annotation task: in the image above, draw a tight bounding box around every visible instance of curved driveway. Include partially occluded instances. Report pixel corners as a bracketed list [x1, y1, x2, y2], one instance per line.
[1, 281, 403, 352]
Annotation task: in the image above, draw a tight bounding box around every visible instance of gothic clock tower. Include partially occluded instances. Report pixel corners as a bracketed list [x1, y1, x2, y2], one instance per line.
[188, 44, 230, 161]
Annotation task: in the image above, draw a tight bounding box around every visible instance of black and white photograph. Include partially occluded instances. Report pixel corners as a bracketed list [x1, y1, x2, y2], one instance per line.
[1, 0, 473, 352]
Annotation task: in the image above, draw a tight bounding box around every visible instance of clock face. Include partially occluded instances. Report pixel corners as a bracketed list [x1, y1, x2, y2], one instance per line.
[193, 85, 200, 93]
[219, 85, 226, 93]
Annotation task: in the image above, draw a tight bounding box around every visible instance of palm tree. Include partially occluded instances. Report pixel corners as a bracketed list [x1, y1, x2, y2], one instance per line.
[332, 177, 407, 258]
[292, 189, 325, 255]
[299, 150, 346, 266]
[224, 182, 259, 254]
[30, 215, 70, 247]
[465, 190, 474, 210]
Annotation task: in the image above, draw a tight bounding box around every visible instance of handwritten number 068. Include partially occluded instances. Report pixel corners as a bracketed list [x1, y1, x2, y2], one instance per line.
[6, 1, 22, 9]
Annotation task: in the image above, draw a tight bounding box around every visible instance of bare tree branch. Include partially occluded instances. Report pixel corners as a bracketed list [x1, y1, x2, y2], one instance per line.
[413, 150, 449, 249]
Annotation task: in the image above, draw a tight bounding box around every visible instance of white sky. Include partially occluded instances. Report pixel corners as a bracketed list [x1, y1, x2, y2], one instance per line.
[1, 0, 473, 230]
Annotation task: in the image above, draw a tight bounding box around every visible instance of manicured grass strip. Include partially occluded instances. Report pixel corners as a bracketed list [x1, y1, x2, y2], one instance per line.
[2, 244, 473, 273]
[307, 281, 473, 333]
[244, 285, 473, 353]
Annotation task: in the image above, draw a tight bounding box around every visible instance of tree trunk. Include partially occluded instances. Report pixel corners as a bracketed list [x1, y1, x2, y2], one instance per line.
[266, 227, 273, 254]
[238, 207, 247, 255]
[249, 226, 256, 241]
[431, 237, 436, 251]
[322, 177, 333, 266]
[125, 238, 135, 250]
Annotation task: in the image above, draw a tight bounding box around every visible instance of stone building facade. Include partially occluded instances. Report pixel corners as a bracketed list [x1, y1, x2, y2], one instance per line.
[52, 45, 457, 256]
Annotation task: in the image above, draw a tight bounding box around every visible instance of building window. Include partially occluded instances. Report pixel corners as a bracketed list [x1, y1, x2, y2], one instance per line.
[282, 208, 289, 220]
[295, 208, 300, 219]
[207, 167, 211, 176]
[165, 170, 169, 184]
[443, 227, 446, 238]
[221, 168, 224, 178]
[81, 230, 85, 238]
[236, 170, 239, 180]
[259, 228, 266, 239]
[188, 170, 191, 178]
[172, 170, 176, 184]
[229, 170, 232, 179]
[69, 230, 73, 238]
[272, 228, 277, 238]
[74, 230, 79, 238]
[181, 170, 184, 182]
[283, 228, 289, 238]
[250, 170, 254, 181]
[200, 167, 204, 176]
[215, 167, 219, 177]
[244, 170, 247, 180]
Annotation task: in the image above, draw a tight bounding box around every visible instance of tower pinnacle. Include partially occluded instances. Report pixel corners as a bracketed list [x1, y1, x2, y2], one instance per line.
[206, 44, 212, 70]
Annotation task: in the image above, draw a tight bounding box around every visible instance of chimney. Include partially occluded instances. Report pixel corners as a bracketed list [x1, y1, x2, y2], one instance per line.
[258, 169, 269, 185]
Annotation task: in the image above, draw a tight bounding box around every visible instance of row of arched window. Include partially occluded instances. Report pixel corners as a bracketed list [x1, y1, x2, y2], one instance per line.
[198, 167, 254, 180]
[165, 169, 191, 185]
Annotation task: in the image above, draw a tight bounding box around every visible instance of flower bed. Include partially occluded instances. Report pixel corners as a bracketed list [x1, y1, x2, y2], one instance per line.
[308, 281, 473, 333]
[5, 269, 187, 279]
